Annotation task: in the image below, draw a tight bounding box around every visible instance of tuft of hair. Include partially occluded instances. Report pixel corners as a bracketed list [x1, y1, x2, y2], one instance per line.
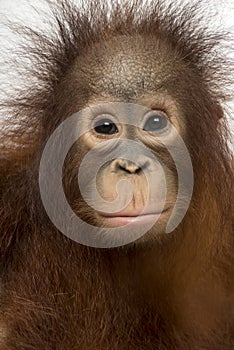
[0, 1, 233, 139]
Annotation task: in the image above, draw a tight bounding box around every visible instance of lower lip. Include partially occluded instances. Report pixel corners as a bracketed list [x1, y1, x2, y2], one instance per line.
[98, 211, 167, 227]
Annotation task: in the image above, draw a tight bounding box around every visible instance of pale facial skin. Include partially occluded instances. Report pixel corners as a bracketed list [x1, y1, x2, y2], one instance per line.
[65, 100, 183, 242]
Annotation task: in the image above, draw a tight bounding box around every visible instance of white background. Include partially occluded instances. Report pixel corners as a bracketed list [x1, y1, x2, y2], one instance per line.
[0, 0, 233, 138]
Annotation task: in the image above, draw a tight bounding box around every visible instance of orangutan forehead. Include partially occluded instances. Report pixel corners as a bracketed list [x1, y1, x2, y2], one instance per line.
[73, 35, 177, 98]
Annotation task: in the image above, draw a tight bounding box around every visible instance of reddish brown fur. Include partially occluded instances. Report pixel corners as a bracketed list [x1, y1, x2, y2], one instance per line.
[0, 1, 234, 349]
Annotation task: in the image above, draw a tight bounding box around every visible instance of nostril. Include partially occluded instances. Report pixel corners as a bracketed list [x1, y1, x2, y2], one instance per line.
[111, 158, 150, 174]
[119, 164, 141, 174]
[135, 166, 142, 174]
[119, 160, 140, 174]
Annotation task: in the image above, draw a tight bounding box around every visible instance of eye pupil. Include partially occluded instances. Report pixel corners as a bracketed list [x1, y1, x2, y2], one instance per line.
[143, 114, 168, 132]
[94, 119, 118, 135]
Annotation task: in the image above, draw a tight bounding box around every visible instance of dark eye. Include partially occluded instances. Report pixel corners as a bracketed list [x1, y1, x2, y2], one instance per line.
[94, 119, 118, 135]
[143, 114, 168, 132]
